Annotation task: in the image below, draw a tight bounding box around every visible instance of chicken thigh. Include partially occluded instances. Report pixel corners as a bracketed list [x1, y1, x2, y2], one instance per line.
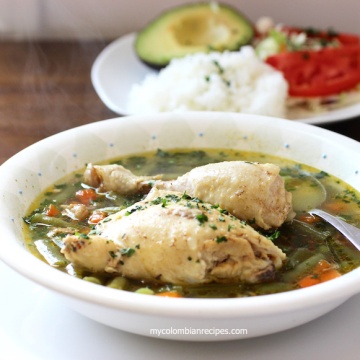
[84, 161, 294, 229]
[62, 188, 286, 285]
[156, 161, 294, 230]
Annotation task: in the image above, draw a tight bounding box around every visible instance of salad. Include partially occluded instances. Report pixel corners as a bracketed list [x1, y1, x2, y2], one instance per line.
[254, 17, 360, 101]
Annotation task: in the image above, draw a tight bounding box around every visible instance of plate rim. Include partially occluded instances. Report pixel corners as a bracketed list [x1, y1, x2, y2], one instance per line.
[91, 32, 360, 125]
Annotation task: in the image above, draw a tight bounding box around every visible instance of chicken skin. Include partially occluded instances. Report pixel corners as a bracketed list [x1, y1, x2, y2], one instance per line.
[84, 161, 294, 229]
[62, 189, 286, 285]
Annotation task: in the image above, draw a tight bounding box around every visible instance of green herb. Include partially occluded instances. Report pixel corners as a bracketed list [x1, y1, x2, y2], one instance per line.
[165, 194, 181, 202]
[223, 79, 231, 87]
[54, 183, 67, 189]
[125, 205, 143, 216]
[181, 192, 192, 200]
[219, 209, 229, 215]
[216, 236, 227, 243]
[120, 248, 136, 257]
[156, 148, 170, 158]
[196, 213, 208, 225]
[303, 27, 320, 36]
[212, 60, 224, 74]
[314, 171, 329, 179]
[267, 230, 281, 241]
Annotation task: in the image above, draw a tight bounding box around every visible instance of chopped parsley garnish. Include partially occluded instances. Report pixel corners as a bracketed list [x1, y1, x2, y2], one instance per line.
[219, 209, 229, 215]
[181, 193, 192, 200]
[120, 247, 136, 257]
[196, 213, 208, 225]
[314, 171, 329, 179]
[227, 224, 234, 231]
[267, 230, 281, 241]
[212, 60, 224, 74]
[216, 236, 227, 243]
[125, 205, 143, 216]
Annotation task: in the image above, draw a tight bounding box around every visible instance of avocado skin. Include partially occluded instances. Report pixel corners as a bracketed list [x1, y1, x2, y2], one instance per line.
[135, 2, 254, 69]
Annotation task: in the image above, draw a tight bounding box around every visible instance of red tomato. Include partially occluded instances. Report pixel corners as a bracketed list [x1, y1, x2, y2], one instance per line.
[266, 45, 360, 97]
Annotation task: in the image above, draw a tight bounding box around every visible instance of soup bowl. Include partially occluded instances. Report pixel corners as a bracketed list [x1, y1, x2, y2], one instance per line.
[1, 112, 360, 341]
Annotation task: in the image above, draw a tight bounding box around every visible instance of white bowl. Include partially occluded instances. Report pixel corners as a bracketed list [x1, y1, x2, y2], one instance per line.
[1, 112, 360, 341]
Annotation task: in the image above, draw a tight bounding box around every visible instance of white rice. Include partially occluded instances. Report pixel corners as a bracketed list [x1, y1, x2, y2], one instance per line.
[127, 46, 288, 117]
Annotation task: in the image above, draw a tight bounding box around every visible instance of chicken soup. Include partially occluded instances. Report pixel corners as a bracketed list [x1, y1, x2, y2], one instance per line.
[23, 149, 360, 298]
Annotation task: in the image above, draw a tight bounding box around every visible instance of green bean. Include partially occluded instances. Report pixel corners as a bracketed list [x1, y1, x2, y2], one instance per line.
[286, 248, 313, 269]
[83, 276, 102, 285]
[250, 282, 293, 295]
[34, 239, 68, 267]
[46, 184, 78, 204]
[291, 219, 332, 241]
[327, 237, 360, 268]
[30, 213, 70, 228]
[135, 287, 154, 295]
[106, 276, 129, 290]
[183, 283, 245, 298]
[282, 253, 325, 283]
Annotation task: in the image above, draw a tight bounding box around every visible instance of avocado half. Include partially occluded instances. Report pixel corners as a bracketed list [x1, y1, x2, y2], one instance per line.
[135, 2, 254, 68]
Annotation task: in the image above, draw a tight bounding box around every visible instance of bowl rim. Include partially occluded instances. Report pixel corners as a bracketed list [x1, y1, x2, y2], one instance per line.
[1, 111, 360, 318]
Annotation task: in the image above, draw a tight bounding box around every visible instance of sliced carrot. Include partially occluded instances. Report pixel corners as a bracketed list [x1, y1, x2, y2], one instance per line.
[323, 201, 348, 214]
[88, 211, 107, 224]
[298, 275, 320, 288]
[297, 213, 321, 224]
[314, 259, 332, 272]
[75, 188, 97, 205]
[45, 204, 60, 217]
[155, 291, 183, 298]
[319, 269, 341, 282]
[297, 259, 341, 288]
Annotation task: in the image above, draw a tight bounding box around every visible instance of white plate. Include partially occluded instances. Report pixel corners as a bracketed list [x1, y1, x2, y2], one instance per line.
[91, 33, 360, 125]
[1, 258, 359, 359]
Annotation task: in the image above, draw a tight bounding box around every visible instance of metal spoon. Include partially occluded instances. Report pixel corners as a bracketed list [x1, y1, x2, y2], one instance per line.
[309, 209, 360, 251]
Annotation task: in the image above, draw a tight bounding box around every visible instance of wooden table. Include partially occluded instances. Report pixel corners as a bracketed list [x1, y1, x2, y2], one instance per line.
[0, 40, 359, 165]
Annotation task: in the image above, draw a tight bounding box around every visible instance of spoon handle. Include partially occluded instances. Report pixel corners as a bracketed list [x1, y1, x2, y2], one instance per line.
[309, 209, 360, 251]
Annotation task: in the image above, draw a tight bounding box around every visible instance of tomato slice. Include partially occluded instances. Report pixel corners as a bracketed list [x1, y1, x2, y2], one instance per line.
[266, 45, 360, 97]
